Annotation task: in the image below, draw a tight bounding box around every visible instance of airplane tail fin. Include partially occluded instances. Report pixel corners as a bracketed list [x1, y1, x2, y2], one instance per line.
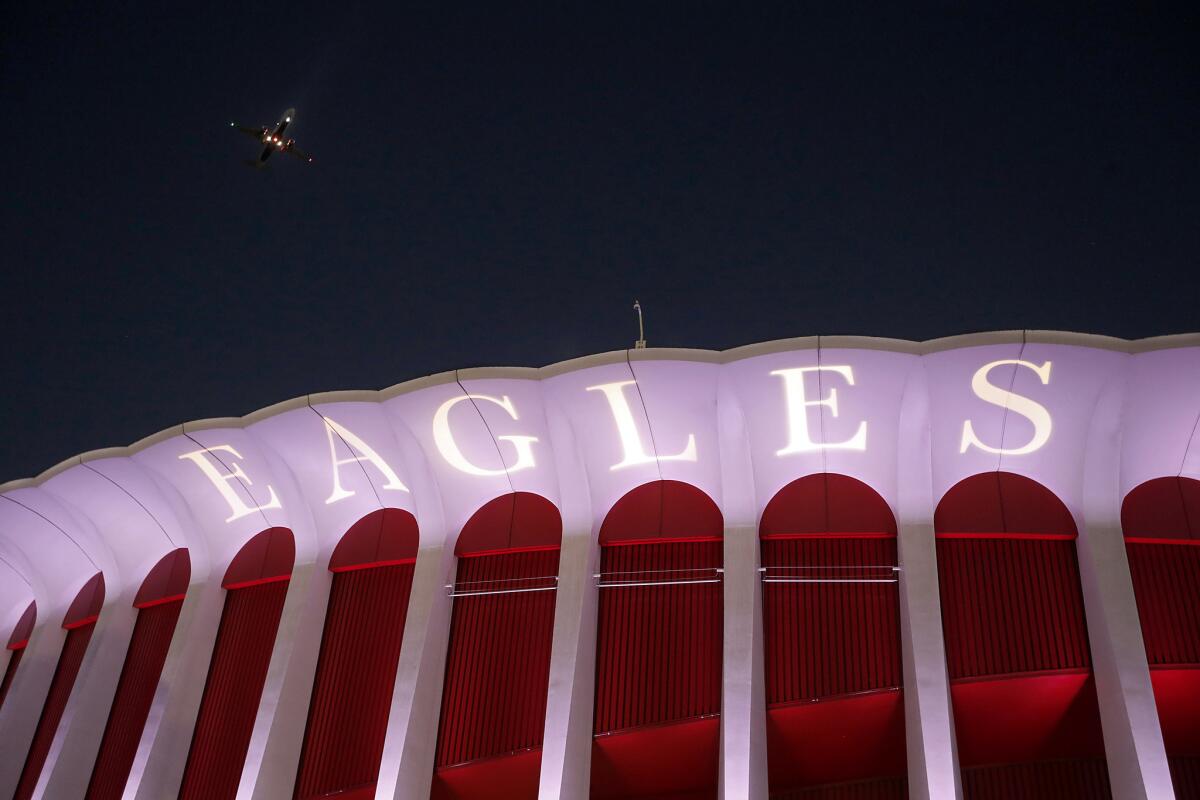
[244, 159, 268, 170]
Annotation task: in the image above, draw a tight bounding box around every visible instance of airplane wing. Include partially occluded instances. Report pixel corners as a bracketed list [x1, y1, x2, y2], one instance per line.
[230, 122, 264, 140]
[286, 144, 314, 163]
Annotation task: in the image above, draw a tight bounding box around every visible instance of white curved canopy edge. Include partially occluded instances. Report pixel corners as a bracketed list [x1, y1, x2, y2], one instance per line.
[2, 331, 1198, 627]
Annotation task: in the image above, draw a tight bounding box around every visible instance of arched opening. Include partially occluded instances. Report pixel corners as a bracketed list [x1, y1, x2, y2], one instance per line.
[427, 491, 561, 796]
[590, 480, 723, 800]
[87, 549, 190, 799]
[936, 472, 1110, 798]
[1122, 476, 1200, 794]
[0, 601, 36, 711]
[15, 573, 105, 800]
[294, 508, 419, 800]
[759, 474, 905, 798]
[179, 528, 294, 800]
[432, 492, 562, 800]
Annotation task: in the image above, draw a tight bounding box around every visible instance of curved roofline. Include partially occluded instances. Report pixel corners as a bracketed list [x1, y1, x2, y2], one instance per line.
[4, 330, 1197, 490]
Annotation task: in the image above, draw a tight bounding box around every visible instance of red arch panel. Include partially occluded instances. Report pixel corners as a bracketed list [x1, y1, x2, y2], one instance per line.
[63, 571, 106, 629]
[0, 602, 36, 712]
[598, 480, 723, 545]
[8, 600, 36, 649]
[222, 527, 295, 589]
[1122, 476, 1200, 542]
[455, 492, 562, 556]
[134, 548, 191, 608]
[935, 472, 1077, 538]
[330, 507, 419, 571]
[760, 473, 896, 538]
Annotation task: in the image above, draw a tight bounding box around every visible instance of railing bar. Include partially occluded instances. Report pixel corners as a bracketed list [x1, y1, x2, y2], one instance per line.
[447, 586, 560, 597]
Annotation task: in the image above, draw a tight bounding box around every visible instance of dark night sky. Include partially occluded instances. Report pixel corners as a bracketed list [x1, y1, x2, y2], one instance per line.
[1, 4, 1197, 481]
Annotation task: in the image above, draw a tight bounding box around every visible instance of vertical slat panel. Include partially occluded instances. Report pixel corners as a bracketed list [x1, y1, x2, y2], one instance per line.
[770, 775, 908, 799]
[936, 538, 1090, 679]
[960, 758, 1112, 799]
[761, 537, 901, 705]
[178, 579, 289, 800]
[14, 622, 96, 800]
[85, 600, 184, 799]
[1169, 756, 1200, 800]
[293, 563, 415, 799]
[0, 647, 24, 710]
[1126, 543, 1200, 666]
[434, 549, 559, 768]
[592, 540, 723, 735]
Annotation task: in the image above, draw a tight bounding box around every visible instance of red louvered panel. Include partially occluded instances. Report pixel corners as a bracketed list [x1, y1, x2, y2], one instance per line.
[434, 549, 559, 770]
[1171, 757, 1200, 800]
[593, 540, 723, 735]
[960, 758, 1112, 800]
[0, 647, 23, 710]
[1126, 542, 1200, 666]
[179, 579, 289, 800]
[85, 600, 184, 799]
[14, 622, 96, 800]
[771, 775, 908, 799]
[762, 537, 900, 704]
[936, 537, 1090, 679]
[293, 563, 416, 799]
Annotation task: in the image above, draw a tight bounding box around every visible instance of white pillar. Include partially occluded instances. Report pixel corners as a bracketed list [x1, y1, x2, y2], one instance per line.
[378, 543, 456, 800]
[896, 366, 961, 800]
[719, 525, 768, 800]
[38, 603, 136, 798]
[1075, 380, 1175, 798]
[0, 623, 66, 796]
[245, 562, 331, 799]
[538, 530, 599, 800]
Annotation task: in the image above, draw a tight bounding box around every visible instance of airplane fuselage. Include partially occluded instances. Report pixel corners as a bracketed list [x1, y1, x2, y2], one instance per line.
[257, 108, 296, 164]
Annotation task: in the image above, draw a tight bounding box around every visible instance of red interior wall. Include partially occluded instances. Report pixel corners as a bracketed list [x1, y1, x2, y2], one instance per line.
[593, 540, 723, 735]
[294, 563, 416, 800]
[179, 579, 289, 800]
[85, 600, 184, 799]
[434, 549, 558, 773]
[937, 538, 1090, 679]
[0, 646, 24, 710]
[960, 758, 1111, 800]
[14, 622, 96, 800]
[762, 537, 901, 702]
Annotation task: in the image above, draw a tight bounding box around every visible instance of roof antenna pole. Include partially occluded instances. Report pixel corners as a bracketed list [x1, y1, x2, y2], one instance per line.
[633, 300, 647, 349]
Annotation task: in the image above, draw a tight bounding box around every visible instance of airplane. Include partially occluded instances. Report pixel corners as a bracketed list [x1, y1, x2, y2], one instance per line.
[230, 107, 313, 167]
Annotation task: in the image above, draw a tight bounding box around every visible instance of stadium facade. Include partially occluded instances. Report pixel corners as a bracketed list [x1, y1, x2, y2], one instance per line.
[0, 331, 1198, 800]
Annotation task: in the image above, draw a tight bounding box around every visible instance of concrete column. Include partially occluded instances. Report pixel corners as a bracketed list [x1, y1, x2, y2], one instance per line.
[245, 562, 331, 799]
[378, 543, 456, 800]
[1075, 381, 1175, 798]
[38, 602, 137, 798]
[719, 525, 768, 800]
[538, 531, 599, 800]
[129, 577, 226, 799]
[896, 366, 961, 800]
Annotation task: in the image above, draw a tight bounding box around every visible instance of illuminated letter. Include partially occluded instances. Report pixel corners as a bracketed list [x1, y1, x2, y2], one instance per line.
[586, 380, 697, 470]
[960, 359, 1053, 455]
[772, 366, 867, 455]
[432, 394, 538, 476]
[178, 444, 282, 522]
[323, 417, 409, 504]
